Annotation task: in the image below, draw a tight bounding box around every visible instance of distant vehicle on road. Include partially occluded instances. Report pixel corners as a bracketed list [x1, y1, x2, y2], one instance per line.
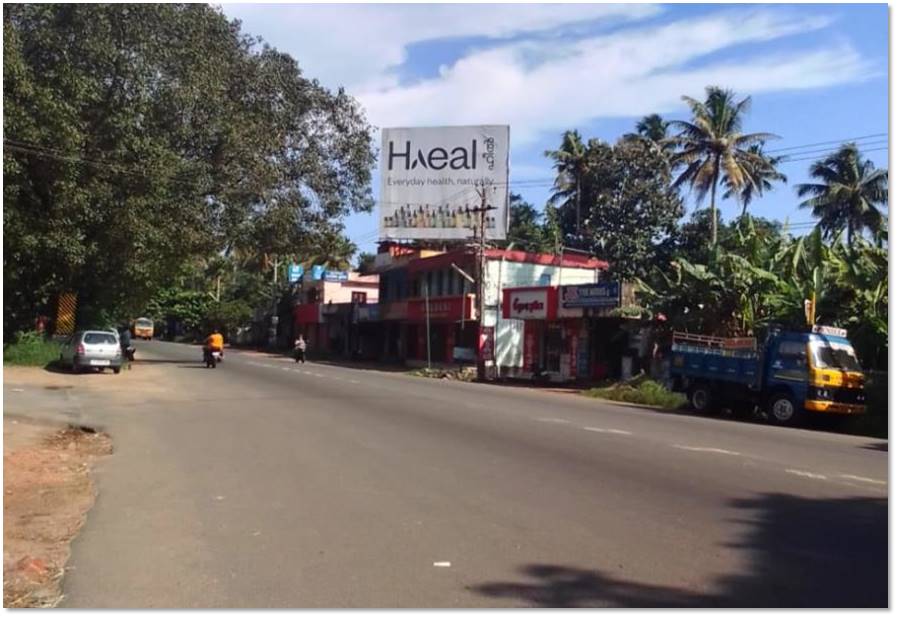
[670, 325, 866, 426]
[133, 317, 154, 340]
[59, 330, 123, 374]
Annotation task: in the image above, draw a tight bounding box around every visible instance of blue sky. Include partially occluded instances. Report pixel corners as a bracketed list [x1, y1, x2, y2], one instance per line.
[222, 3, 888, 257]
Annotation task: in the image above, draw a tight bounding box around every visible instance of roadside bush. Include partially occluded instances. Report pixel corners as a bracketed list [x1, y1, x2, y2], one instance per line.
[3, 332, 61, 366]
[584, 378, 686, 409]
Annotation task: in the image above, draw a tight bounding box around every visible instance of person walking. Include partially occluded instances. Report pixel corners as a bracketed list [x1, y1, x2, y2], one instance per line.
[294, 335, 307, 363]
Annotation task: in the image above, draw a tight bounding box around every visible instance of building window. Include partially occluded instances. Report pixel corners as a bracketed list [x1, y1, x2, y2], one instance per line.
[352, 291, 367, 304]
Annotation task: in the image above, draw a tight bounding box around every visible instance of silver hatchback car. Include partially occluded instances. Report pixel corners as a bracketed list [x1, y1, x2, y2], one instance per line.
[60, 330, 123, 374]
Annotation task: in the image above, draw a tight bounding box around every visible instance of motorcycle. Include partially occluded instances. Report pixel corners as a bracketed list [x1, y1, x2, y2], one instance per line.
[204, 347, 223, 368]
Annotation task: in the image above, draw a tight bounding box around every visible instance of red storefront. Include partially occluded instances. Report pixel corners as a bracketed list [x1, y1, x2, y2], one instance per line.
[382, 295, 475, 363]
[502, 286, 586, 380]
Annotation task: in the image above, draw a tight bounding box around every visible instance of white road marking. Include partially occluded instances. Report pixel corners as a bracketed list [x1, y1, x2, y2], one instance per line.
[348, 380, 360, 384]
[838, 474, 887, 486]
[10, 388, 24, 392]
[673, 445, 740, 456]
[786, 469, 827, 480]
[537, 418, 570, 424]
[281, 367, 291, 371]
[433, 562, 451, 568]
[583, 427, 632, 435]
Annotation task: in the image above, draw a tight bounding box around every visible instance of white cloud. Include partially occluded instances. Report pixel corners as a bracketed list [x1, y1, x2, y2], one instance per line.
[356, 10, 872, 143]
[222, 3, 660, 91]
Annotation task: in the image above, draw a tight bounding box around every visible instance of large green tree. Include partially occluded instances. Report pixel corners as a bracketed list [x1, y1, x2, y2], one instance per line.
[795, 143, 888, 248]
[3, 4, 374, 336]
[504, 193, 554, 254]
[669, 86, 781, 244]
[580, 140, 684, 279]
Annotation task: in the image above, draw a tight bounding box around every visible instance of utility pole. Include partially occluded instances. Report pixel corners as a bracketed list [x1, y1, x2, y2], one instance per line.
[471, 182, 497, 382]
[424, 279, 431, 370]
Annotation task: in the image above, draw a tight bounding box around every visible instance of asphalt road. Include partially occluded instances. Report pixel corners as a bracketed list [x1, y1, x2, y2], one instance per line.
[53, 341, 886, 607]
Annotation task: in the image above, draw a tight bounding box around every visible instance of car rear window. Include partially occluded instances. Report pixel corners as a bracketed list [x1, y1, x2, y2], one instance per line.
[84, 333, 117, 345]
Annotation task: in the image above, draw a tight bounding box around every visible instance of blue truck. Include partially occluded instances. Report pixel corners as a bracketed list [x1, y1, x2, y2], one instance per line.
[669, 325, 866, 426]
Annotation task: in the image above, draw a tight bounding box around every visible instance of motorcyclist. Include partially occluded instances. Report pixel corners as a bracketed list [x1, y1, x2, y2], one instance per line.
[204, 328, 224, 363]
[119, 325, 134, 362]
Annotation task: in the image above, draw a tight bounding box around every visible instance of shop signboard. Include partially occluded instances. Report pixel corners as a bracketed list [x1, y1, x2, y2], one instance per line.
[407, 295, 473, 322]
[379, 125, 510, 241]
[311, 265, 325, 280]
[560, 282, 621, 309]
[287, 263, 304, 283]
[523, 324, 537, 372]
[502, 287, 557, 320]
[324, 270, 349, 282]
[479, 326, 495, 362]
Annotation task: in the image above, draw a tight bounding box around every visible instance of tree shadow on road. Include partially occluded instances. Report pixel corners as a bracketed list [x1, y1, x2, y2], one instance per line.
[860, 442, 888, 452]
[472, 493, 887, 608]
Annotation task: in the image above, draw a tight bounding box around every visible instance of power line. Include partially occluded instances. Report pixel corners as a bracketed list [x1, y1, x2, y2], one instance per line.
[779, 140, 888, 160]
[779, 146, 888, 164]
[765, 133, 887, 154]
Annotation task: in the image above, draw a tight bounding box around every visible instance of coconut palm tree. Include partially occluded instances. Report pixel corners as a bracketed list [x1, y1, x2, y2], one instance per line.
[669, 86, 779, 245]
[624, 114, 676, 159]
[795, 143, 888, 248]
[545, 130, 589, 235]
[723, 145, 787, 217]
[635, 113, 669, 142]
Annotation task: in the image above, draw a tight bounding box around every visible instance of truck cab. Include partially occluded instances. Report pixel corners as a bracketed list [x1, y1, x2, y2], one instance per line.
[764, 326, 865, 424]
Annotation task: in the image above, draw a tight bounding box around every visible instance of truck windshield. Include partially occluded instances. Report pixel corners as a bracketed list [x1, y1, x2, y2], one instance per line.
[812, 344, 862, 372]
[136, 319, 152, 327]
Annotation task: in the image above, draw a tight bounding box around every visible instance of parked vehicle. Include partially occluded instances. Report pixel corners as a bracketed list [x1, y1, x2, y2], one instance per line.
[669, 325, 865, 426]
[133, 317, 154, 340]
[60, 330, 124, 374]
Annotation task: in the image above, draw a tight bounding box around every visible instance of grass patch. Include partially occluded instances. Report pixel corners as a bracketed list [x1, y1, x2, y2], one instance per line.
[3, 332, 61, 366]
[584, 377, 686, 410]
[408, 367, 476, 381]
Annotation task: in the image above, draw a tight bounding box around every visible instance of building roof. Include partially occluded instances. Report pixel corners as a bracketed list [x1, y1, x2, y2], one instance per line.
[402, 248, 608, 273]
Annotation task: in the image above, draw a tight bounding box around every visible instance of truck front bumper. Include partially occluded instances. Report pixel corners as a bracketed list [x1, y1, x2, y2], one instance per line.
[805, 400, 866, 415]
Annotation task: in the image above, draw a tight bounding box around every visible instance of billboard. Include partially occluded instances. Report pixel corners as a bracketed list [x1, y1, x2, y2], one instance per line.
[379, 125, 510, 241]
[287, 264, 304, 283]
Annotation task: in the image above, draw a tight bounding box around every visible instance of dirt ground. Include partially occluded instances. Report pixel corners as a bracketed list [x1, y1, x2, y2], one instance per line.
[3, 418, 112, 607]
[3, 362, 170, 608]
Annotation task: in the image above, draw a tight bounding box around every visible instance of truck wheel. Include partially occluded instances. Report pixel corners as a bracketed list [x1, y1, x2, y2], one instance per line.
[767, 392, 802, 427]
[689, 384, 714, 415]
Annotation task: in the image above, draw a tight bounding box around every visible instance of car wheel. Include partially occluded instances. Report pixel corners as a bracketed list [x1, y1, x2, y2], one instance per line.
[113, 367, 121, 375]
[688, 384, 715, 415]
[767, 391, 802, 427]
